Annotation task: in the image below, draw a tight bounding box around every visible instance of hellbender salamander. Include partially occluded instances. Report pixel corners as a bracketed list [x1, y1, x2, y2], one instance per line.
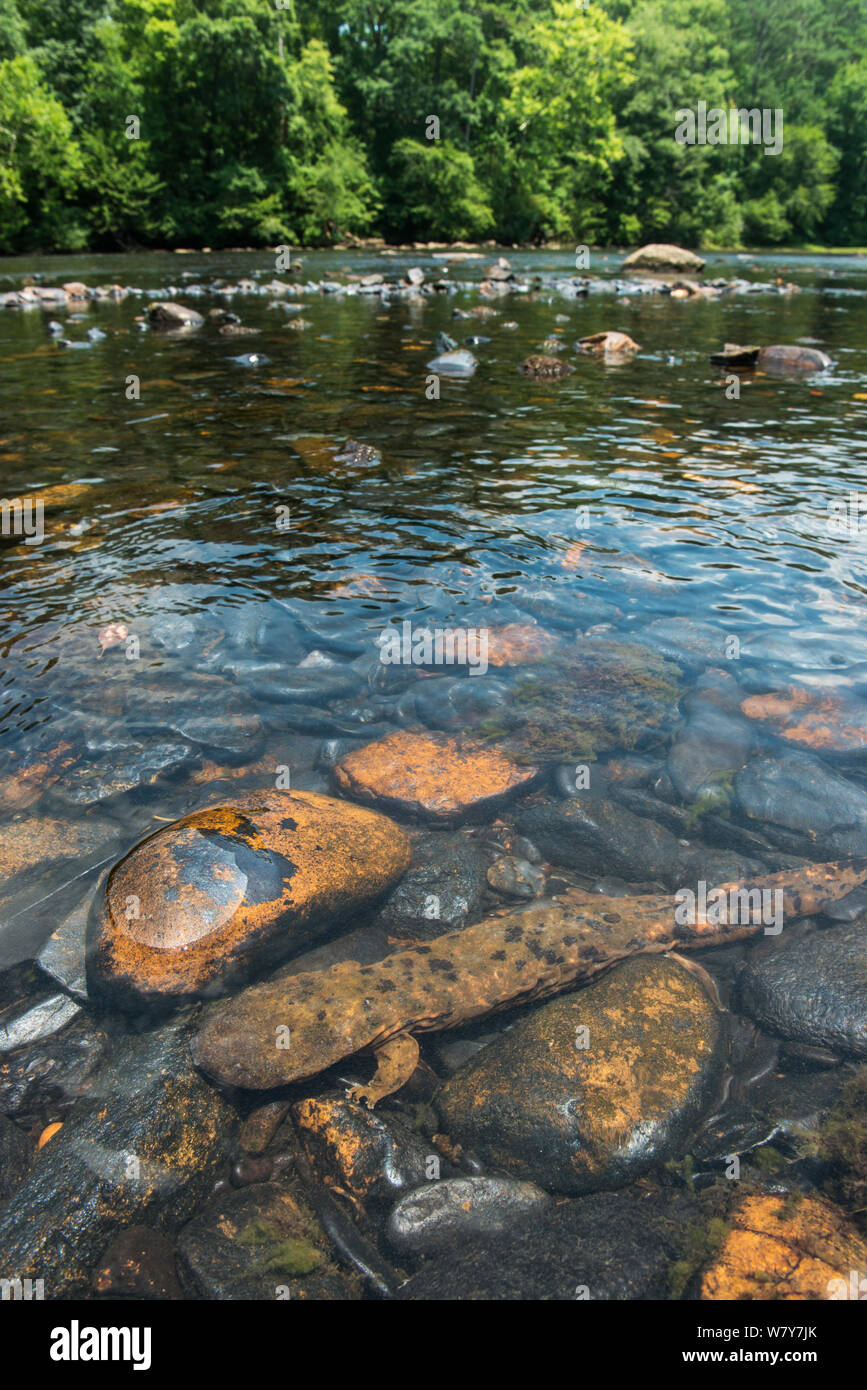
[191, 858, 867, 1105]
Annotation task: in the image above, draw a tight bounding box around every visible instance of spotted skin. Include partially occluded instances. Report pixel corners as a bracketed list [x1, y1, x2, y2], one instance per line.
[191, 858, 867, 1104]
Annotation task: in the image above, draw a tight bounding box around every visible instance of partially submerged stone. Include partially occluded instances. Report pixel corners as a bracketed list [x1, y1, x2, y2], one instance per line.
[700, 1195, 867, 1300]
[758, 344, 832, 373]
[86, 791, 412, 1010]
[436, 955, 725, 1195]
[621, 243, 705, 273]
[426, 349, 477, 377]
[145, 301, 204, 330]
[578, 331, 640, 355]
[710, 342, 760, 368]
[333, 729, 539, 824]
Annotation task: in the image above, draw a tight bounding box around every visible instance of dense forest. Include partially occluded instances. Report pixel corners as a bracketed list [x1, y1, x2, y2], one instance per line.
[2, 0, 866, 254]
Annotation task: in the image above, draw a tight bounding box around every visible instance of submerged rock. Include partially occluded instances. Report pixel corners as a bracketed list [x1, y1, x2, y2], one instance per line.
[177, 1180, 361, 1301]
[86, 791, 412, 1011]
[387, 1176, 550, 1254]
[334, 729, 539, 825]
[740, 686, 867, 756]
[518, 354, 573, 378]
[737, 920, 867, 1057]
[292, 1094, 433, 1206]
[700, 1195, 867, 1300]
[436, 956, 725, 1195]
[92, 1226, 183, 1300]
[396, 1185, 707, 1300]
[467, 638, 681, 764]
[0, 1111, 33, 1202]
[375, 830, 487, 936]
[733, 751, 867, 858]
[517, 794, 761, 887]
[0, 1022, 234, 1296]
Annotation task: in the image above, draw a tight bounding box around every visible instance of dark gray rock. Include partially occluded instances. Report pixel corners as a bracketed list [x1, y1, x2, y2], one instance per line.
[738, 921, 867, 1057]
[0, 1021, 234, 1295]
[375, 832, 487, 937]
[516, 794, 762, 889]
[734, 751, 867, 857]
[0, 1112, 33, 1203]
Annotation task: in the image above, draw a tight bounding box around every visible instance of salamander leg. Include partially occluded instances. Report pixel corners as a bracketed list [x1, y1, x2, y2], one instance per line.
[346, 1031, 420, 1109]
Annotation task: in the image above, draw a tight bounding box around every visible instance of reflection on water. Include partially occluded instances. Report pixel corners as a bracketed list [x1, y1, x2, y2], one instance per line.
[2, 252, 867, 925]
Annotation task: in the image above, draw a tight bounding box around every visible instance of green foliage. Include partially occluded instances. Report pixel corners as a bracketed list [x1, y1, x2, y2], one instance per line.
[1, 0, 866, 251]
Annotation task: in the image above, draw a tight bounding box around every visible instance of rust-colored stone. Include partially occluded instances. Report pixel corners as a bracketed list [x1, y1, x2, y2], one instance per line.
[701, 1195, 867, 1300]
[740, 687, 867, 754]
[486, 624, 560, 666]
[86, 790, 411, 1011]
[579, 331, 641, 355]
[333, 729, 539, 824]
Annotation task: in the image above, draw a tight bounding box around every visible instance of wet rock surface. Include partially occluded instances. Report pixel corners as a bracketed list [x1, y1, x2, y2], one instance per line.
[387, 1176, 550, 1254]
[517, 792, 762, 888]
[92, 1226, 183, 1300]
[700, 1194, 867, 1300]
[0, 1022, 234, 1296]
[176, 1180, 362, 1300]
[397, 1186, 710, 1299]
[734, 751, 867, 857]
[293, 1094, 434, 1206]
[87, 791, 411, 1010]
[737, 921, 867, 1057]
[436, 956, 725, 1195]
[374, 830, 487, 936]
[333, 729, 539, 824]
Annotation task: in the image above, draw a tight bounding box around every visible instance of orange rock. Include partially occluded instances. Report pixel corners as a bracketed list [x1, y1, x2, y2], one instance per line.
[740, 687, 867, 754]
[486, 624, 560, 666]
[701, 1195, 867, 1301]
[333, 729, 539, 824]
[37, 1122, 63, 1149]
[86, 791, 411, 1011]
[579, 331, 641, 355]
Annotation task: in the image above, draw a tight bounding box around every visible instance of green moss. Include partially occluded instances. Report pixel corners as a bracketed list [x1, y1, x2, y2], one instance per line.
[240, 1217, 326, 1278]
[750, 1143, 787, 1173]
[810, 1067, 867, 1230]
[682, 770, 735, 829]
[668, 1216, 731, 1299]
[474, 639, 682, 764]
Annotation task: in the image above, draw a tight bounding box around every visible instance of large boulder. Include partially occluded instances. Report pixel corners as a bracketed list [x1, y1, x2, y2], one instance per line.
[621, 243, 705, 273]
[435, 956, 725, 1195]
[86, 791, 411, 1011]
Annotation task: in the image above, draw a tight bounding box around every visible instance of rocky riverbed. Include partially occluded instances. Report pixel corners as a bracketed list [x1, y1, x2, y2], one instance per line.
[1, 246, 866, 1300]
